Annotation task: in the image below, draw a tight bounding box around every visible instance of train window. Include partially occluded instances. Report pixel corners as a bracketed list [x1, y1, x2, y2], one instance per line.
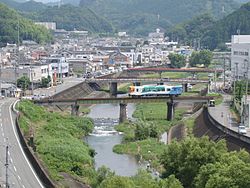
[167, 88, 171, 91]
[209, 100, 215, 107]
[136, 89, 139, 92]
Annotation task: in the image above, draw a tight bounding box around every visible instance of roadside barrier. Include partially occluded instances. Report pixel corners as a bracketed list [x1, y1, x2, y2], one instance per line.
[205, 106, 250, 145]
[12, 101, 55, 188]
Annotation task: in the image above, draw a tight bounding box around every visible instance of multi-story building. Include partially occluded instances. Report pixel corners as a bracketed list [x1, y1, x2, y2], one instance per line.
[231, 35, 250, 80]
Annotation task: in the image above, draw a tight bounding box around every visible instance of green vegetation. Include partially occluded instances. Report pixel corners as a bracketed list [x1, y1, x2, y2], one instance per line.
[168, 53, 186, 68]
[189, 50, 213, 68]
[161, 136, 250, 188]
[168, 2, 250, 50]
[40, 76, 51, 88]
[114, 103, 185, 170]
[167, 13, 216, 46]
[202, 2, 250, 50]
[25, 4, 114, 33]
[207, 93, 223, 105]
[17, 76, 30, 91]
[17, 100, 96, 185]
[82, 0, 240, 35]
[0, 3, 52, 46]
[234, 80, 250, 101]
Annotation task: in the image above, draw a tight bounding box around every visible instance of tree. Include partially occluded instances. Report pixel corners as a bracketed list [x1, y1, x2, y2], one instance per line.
[17, 76, 30, 91]
[159, 175, 183, 188]
[189, 50, 213, 67]
[99, 176, 135, 188]
[40, 76, 51, 88]
[168, 53, 186, 68]
[161, 137, 228, 188]
[194, 152, 250, 188]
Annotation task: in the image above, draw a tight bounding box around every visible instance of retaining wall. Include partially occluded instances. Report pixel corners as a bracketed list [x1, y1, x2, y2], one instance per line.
[205, 107, 250, 145]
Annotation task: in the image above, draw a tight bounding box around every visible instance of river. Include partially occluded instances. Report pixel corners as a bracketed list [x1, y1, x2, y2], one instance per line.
[86, 103, 143, 176]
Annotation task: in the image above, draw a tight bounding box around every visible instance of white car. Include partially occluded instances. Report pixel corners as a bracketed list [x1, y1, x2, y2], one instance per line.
[238, 125, 247, 135]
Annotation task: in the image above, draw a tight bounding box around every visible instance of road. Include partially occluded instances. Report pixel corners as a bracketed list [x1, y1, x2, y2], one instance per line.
[0, 98, 43, 188]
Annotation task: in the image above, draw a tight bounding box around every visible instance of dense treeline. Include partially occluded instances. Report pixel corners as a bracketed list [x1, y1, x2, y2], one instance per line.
[170, 2, 250, 50]
[81, 0, 240, 35]
[25, 4, 114, 33]
[0, 3, 52, 46]
[202, 2, 250, 50]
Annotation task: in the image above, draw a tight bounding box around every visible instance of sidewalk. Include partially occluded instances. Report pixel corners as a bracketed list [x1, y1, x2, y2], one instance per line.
[208, 94, 250, 137]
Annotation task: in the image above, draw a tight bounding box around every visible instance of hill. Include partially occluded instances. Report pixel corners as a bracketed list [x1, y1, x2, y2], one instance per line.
[25, 4, 114, 33]
[0, 0, 48, 12]
[0, 3, 52, 47]
[202, 2, 250, 50]
[79, 0, 241, 35]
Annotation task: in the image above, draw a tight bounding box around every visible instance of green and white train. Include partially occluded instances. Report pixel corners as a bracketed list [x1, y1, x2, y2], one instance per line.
[128, 85, 183, 97]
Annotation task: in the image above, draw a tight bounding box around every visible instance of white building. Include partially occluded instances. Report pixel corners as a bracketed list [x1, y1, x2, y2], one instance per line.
[231, 35, 250, 80]
[35, 22, 57, 31]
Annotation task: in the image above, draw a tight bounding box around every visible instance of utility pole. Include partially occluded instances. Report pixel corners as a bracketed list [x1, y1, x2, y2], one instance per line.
[223, 57, 226, 88]
[5, 145, 9, 188]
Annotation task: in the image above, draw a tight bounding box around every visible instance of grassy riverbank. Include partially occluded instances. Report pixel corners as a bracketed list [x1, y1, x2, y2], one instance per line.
[18, 100, 97, 186]
[113, 102, 186, 171]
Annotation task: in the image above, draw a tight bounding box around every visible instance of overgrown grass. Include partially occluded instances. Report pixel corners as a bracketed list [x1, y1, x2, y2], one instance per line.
[133, 103, 185, 132]
[113, 138, 166, 170]
[114, 103, 186, 170]
[207, 93, 223, 105]
[17, 100, 96, 185]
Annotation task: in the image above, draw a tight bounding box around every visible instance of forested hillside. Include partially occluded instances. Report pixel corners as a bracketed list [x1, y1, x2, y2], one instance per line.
[0, 0, 48, 12]
[0, 3, 52, 47]
[201, 2, 250, 50]
[80, 0, 240, 35]
[25, 4, 114, 33]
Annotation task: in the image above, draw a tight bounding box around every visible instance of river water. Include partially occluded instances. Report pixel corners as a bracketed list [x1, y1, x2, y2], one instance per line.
[86, 103, 143, 176]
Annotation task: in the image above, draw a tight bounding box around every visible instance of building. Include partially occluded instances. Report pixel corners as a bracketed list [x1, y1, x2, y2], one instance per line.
[35, 22, 57, 31]
[231, 35, 250, 80]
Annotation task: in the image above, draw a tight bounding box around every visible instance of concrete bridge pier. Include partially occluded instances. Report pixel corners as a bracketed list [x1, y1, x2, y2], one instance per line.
[71, 104, 80, 116]
[182, 83, 188, 92]
[119, 103, 127, 123]
[110, 82, 118, 96]
[167, 100, 175, 121]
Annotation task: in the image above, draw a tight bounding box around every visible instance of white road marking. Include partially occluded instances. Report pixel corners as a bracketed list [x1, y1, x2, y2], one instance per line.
[10, 158, 13, 163]
[3, 138, 6, 143]
[10, 100, 44, 188]
[14, 166, 17, 172]
[22, 185, 25, 188]
[0, 123, 2, 127]
[18, 175, 21, 180]
[2, 133, 4, 137]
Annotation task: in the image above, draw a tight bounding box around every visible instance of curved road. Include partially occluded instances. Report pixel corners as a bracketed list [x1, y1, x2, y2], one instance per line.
[0, 98, 43, 188]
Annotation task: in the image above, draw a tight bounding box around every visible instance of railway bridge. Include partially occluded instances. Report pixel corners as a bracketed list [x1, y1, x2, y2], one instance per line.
[36, 96, 213, 123]
[86, 77, 210, 95]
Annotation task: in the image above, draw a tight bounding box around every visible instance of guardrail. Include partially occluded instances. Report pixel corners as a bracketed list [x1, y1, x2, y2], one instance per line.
[205, 107, 250, 145]
[12, 101, 55, 188]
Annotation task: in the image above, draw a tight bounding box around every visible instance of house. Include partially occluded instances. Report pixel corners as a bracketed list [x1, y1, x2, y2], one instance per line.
[108, 51, 131, 68]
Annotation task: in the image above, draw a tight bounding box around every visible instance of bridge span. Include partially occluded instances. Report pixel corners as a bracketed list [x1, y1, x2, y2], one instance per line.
[126, 67, 223, 73]
[86, 78, 209, 84]
[36, 96, 213, 123]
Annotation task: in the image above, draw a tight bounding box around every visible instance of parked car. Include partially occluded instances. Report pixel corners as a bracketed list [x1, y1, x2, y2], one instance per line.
[238, 125, 247, 134]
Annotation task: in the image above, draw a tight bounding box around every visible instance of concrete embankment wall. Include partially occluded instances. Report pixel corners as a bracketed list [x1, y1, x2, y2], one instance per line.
[194, 107, 250, 152]
[52, 81, 107, 100]
[12, 103, 56, 188]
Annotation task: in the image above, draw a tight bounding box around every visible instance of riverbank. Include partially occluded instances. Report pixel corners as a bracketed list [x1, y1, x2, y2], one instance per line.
[113, 102, 189, 171]
[17, 100, 98, 187]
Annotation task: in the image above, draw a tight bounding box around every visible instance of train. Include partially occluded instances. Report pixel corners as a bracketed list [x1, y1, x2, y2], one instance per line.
[128, 85, 183, 97]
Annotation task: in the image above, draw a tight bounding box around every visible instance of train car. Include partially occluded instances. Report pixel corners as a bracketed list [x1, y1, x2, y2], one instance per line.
[128, 85, 183, 97]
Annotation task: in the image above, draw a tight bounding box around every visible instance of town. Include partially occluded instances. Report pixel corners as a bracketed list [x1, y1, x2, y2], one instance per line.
[1, 0, 250, 188]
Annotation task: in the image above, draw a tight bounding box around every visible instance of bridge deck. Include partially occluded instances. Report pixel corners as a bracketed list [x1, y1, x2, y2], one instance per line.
[127, 68, 223, 73]
[86, 78, 209, 84]
[36, 96, 214, 105]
